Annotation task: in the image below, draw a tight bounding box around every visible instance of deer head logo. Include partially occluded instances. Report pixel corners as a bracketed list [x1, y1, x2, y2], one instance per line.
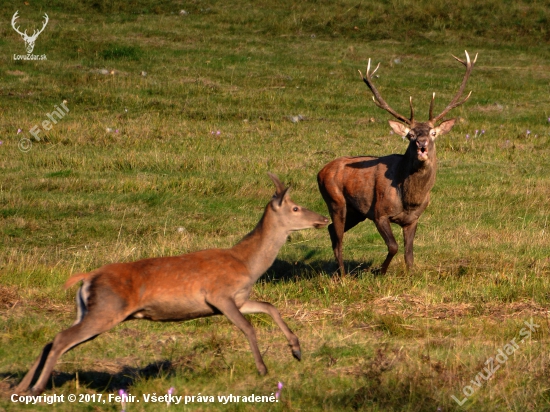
[11, 11, 49, 54]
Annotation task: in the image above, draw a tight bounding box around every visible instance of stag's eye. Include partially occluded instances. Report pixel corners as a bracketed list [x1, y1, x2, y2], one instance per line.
[431, 130, 437, 136]
[293, 206, 299, 212]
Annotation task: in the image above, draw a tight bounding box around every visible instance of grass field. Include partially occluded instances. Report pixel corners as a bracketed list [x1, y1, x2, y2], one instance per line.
[1, 0, 550, 410]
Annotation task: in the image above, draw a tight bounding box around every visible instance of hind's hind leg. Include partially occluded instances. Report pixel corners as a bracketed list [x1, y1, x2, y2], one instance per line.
[16, 285, 129, 395]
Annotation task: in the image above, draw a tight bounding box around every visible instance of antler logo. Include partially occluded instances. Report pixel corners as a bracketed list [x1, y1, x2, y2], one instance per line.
[11, 11, 49, 54]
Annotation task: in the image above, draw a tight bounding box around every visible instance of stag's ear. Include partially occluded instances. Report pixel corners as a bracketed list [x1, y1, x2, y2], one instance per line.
[388, 120, 410, 137]
[435, 119, 456, 136]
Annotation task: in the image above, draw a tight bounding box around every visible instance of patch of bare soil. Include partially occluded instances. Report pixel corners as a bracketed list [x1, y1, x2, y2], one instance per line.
[0, 285, 19, 311]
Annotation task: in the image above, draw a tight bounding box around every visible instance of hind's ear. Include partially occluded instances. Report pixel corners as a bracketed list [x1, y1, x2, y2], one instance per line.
[270, 187, 290, 209]
[267, 172, 286, 196]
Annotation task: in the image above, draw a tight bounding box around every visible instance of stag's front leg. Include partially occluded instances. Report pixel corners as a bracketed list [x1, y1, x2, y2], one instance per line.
[374, 217, 398, 274]
[402, 220, 419, 271]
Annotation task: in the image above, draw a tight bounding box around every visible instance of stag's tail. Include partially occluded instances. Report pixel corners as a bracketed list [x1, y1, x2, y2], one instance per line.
[64, 272, 95, 289]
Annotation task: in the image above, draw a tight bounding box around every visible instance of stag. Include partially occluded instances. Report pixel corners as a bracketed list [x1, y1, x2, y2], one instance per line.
[11, 11, 49, 54]
[16, 174, 328, 395]
[318, 51, 477, 275]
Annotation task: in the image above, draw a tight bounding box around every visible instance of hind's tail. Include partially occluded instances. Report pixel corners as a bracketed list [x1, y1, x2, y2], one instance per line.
[64, 271, 95, 289]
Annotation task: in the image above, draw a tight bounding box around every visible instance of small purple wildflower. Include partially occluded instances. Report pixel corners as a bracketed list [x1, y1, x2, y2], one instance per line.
[275, 382, 283, 400]
[475, 129, 479, 137]
[466, 134, 470, 140]
[216, 130, 221, 135]
[547, 117, 550, 123]
[481, 129, 485, 135]
[167, 387, 175, 406]
[118, 389, 127, 412]
[17, 128, 22, 134]
[526, 130, 531, 136]
[389, 130, 394, 135]
[0, 141, 3, 145]
[115, 129, 119, 133]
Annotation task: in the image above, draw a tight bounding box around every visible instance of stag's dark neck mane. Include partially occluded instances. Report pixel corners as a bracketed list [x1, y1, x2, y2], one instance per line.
[399, 145, 437, 209]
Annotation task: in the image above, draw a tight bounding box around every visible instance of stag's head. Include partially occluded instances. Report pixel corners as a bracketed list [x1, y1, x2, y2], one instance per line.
[11, 11, 49, 54]
[359, 51, 477, 164]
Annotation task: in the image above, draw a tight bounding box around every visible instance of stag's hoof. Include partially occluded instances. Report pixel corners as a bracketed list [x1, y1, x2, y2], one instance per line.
[371, 267, 386, 276]
[257, 365, 268, 376]
[292, 349, 302, 361]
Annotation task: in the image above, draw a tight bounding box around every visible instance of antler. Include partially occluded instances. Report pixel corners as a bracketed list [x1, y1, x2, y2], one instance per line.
[29, 13, 49, 40]
[11, 11, 49, 40]
[359, 59, 414, 126]
[11, 11, 27, 37]
[430, 50, 477, 123]
[32, 13, 50, 37]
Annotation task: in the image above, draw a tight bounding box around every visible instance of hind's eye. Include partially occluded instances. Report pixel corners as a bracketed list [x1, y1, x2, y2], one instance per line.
[431, 131, 437, 136]
[293, 207, 299, 212]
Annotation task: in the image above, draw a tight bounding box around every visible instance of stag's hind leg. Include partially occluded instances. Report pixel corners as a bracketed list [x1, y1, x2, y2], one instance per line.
[239, 300, 301, 360]
[327, 203, 346, 274]
[328, 205, 365, 275]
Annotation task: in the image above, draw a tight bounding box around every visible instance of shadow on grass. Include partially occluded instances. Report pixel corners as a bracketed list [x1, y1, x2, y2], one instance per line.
[263, 258, 375, 283]
[3, 359, 182, 394]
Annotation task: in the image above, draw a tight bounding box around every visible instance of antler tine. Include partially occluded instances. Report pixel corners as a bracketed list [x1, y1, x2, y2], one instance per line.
[360, 58, 413, 125]
[452, 51, 479, 67]
[431, 50, 477, 123]
[11, 11, 26, 37]
[409, 96, 414, 123]
[428, 92, 436, 122]
[30, 13, 49, 39]
[11, 10, 19, 25]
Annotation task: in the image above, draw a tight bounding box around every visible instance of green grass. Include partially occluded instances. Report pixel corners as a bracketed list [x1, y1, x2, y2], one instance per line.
[1, 0, 550, 410]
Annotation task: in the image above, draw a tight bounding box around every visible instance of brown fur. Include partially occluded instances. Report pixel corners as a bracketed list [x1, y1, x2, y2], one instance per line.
[63, 272, 93, 289]
[16, 174, 328, 395]
[318, 52, 475, 275]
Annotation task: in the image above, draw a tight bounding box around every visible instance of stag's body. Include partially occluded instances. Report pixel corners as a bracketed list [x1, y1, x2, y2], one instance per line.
[319, 52, 476, 275]
[16, 174, 328, 395]
[318, 143, 436, 275]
